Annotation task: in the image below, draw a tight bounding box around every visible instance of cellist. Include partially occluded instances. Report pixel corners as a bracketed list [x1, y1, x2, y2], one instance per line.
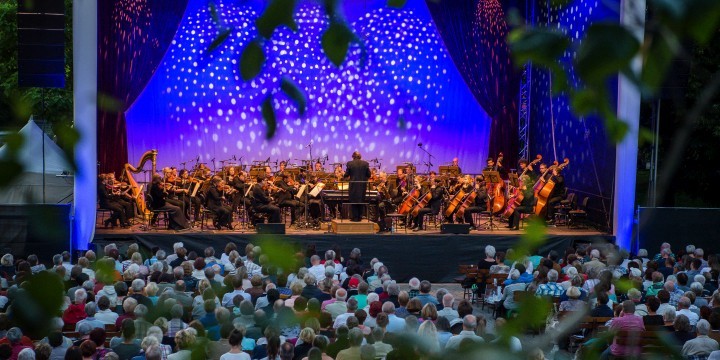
[538, 164, 565, 224]
[461, 175, 489, 230]
[507, 175, 535, 230]
[410, 177, 444, 231]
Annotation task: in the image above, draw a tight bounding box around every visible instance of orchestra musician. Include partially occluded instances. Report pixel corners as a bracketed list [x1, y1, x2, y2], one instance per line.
[344, 151, 371, 222]
[305, 176, 323, 223]
[97, 174, 132, 228]
[518, 159, 537, 182]
[452, 157, 462, 173]
[275, 161, 287, 177]
[106, 172, 136, 219]
[538, 163, 565, 224]
[163, 167, 191, 219]
[149, 174, 190, 231]
[228, 168, 251, 214]
[252, 177, 282, 223]
[375, 172, 393, 231]
[461, 175, 489, 230]
[507, 175, 535, 230]
[314, 161, 324, 173]
[206, 177, 234, 230]
[410, 177, 444, 231]
[264, 166, 273, 180]
[178, 169, 202, 222]
[275, 174, 303, 224]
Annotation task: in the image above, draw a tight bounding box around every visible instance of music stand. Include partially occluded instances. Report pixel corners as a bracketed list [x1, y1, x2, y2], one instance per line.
[508, 173, 519, 188]
[439, 165, 461, 177]
[479, 170, 501, 230]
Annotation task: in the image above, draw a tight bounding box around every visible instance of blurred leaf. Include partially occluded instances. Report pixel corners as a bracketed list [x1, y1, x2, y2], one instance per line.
[261, 95, 277, 139]
[323, 0, 341, 18]
[549, 67, 570, 94]
[638, 126, 655, 146]
[387, 0, 408, 9]
[604, 113, 630, 143]
[240, 40, 266, 81]
[509, 217, 547, 261]
[322, 21, 354, 67]
[3, 132, 25, 154]
[0, 160, 23, 186]
[652, 0, 686, 21]
[280, 76, 307, 116]
[508, 27, 570, 67]
[256, 0, 298, 39]
[97, 92, 124, 113]
[576, 23, 640, 85]
[257, 236, 297, 271]
[13, 271, 64, 338]
[550, 0, 573, 8]
[684, 0, 720, 44]
[209, 1, 219, 24]
[570, 88, 601, 115]
[207, 27, 233, 54]
[640, 31, 676, 95]
[10, 92, 33, 121]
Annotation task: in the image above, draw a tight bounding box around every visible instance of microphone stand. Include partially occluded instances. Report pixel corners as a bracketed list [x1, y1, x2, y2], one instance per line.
[418, 144, 434, 175]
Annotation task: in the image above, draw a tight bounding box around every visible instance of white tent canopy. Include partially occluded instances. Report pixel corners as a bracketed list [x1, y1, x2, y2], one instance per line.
[0, 119, 74, 204]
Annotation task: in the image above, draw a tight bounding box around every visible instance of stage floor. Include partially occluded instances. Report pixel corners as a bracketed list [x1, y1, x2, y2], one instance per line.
[92, 222, 613, 283]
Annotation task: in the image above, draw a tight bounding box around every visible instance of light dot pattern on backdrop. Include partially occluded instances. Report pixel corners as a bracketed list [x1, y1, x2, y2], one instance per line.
[125, 0, 491, 172]
[529, 0, 619, 217]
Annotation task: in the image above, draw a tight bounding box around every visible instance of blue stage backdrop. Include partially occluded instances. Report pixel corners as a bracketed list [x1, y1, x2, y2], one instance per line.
[123, 0, 491, 172]
[529, 0, 620, 230]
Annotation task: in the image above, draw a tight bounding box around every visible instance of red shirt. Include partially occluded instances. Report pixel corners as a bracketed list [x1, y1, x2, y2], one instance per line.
[610, 313, 646, 357]
[63, 303, 87, 327]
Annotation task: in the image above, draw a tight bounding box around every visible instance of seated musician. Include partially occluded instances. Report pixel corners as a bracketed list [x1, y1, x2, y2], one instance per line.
[228, 168, 251, 214]
[97, 174, 132, 228]
[507, 175, 535, 230]
[305, 176, 323, 223]
[462, 175, 489, 230]
[313, 161, 324, 173]
[392, 168, 408, 207]
[275, 161, 287, 177]
[149, 174, 190, 231]
[375, 172, 393, 232]
[410, 177, 444, 231]
[106, 172, 136, 220]
[452, 157, 462, 174]
[206, 177, 234, 230]
[252, 177, 282, 223]
[164, 167, 191, 220]
[545, 167, 565, 225]
[275, 174, 303, 224]
[179, 169, 202, 223]
[518, 158, 537, 183]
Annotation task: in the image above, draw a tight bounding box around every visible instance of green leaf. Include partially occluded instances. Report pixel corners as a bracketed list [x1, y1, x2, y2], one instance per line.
[0, 160, 23, 187]
[323, 0, 341, 18]
[575, 23, 640, 85]
[54, 124, 80, 171]
[97, 92, 124, 113]
[240, 40, 266, 81]
[207, 27, 232, 54]
[280, 76, 307, 116]
[322, 21, 354, 67]
[604, 113, 630, 143]
[256, 0, 298, 39]
[387, 0, 408, 9]
[3, 132, 25, 155]
[640, 31, 676, 95]
[261, 95, 277, 139]
[684, 0, 720, 44]
[508, 27, 570, 67]
[570, 88, 601, 116]
[209, 1, 219, 24]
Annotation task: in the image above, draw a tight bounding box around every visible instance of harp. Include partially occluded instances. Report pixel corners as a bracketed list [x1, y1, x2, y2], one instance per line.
[123, 149, 157, 217]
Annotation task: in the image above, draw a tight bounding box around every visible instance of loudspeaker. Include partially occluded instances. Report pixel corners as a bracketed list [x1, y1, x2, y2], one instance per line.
[256, 223, 286, 234]
[17, 0, 66, 88]
[441, 224, 471, 234]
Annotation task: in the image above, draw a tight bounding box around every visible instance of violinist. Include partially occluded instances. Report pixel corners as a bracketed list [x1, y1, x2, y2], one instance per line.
[264, 166, 273, 180]
[206, 177, 234, 230]
[410, 177, 444, 231]
[107, 172, 136, 219]
[275, 161, 287, 177]
[164, 167, 191, 219]
[179, 169, 202, 222]
[507, 175, 535, 230]
[305, 176, 323, 223]
[275, 174, 303, 224]
[229, 168, 252, 214]
[252, 177, 282, 223]
[313, 161, 324, 173]
[461, 175, 489, 230]
[149, 174, 190, 230]
[98, 174, 132, 228]
[375, 172, 393, 230]
[391, 168, 408, 208]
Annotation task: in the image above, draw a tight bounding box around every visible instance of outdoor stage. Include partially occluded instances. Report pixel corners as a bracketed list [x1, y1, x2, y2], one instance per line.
[92, 226, 614, 283]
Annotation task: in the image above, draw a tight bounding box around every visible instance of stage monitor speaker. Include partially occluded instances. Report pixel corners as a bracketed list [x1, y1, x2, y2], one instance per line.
[17, 0, 66, 88]
[256, 223, 286, 234]
[441, 224, 471, 234]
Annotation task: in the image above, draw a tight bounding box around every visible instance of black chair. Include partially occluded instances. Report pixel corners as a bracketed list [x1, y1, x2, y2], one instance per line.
[145, 194, 171, 230]
[569, 197, 589, 228]
[96, 204, 113, 227]
[200, 207, 219, 230]
[554, 192, 576, 226]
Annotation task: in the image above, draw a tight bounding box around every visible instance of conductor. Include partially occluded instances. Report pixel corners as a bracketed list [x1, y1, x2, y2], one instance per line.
[344, 151, 371, 222]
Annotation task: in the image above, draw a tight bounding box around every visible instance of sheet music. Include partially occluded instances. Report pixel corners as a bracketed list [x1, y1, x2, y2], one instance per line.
[190, 182, 199, 197]
[309, 182, 325, 197]
[296, 184, 307, 199]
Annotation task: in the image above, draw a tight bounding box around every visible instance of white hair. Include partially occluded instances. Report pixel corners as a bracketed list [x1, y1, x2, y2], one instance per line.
[638, 249, 648, 257]
[485, 245, 496, 259]
[686, 245, 696, 254]
[173, 242, 184, 251]
[75, 288, 88, 304]
[132, 278, 146, 292]
[590, 249, 600, 259]
[694, 275, 706, 285]
[18, 348, 35, 360]
[695, 248, 704, 257]
[510, 269, 520, 280]
[697, 319, 711, 335]
[547, 269, 559, 282]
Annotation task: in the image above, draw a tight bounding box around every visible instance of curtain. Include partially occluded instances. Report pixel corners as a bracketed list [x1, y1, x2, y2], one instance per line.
[426, 0, 520, 167]
[97, 0, 189, 174]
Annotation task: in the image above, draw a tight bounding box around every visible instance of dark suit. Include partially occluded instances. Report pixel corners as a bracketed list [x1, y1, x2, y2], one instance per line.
[206, 187, 233, 228]
[150, 183, 189, 230]
[344, 158, 371, 221]
[251, 184, 281, 223]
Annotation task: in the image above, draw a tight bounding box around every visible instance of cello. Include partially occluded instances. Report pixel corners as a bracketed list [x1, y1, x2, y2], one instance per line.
[410, 190, 432, 217]
[443, 175, 469, 217]
[454, 180, 478, 222]
[502, 155, 543, 219]
[534, 158, 570, 215]
[489, 153, 506, 214]
[397, 179, 421, 215]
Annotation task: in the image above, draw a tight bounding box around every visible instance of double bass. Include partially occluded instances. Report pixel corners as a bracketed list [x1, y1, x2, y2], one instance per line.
[489, 153, 505, 214]
[502, 155, 543, 219]
[534, 158, 570, 215]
